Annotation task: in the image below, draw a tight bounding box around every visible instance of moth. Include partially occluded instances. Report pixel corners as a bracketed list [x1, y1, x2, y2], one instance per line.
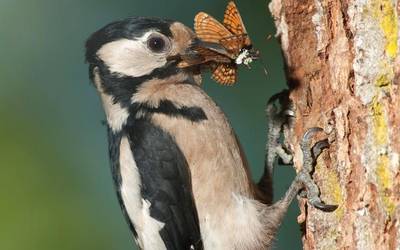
[191, 1, 259, 85]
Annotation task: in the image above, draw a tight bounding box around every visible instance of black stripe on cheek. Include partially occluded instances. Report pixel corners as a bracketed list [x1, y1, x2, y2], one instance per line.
[134, 100, 208, 122]
[95, 59, 181, 109]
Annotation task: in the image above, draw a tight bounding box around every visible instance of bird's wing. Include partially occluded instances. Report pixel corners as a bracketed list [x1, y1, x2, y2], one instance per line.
[107, 129, 140, 239]
[125, 119, 203, 250]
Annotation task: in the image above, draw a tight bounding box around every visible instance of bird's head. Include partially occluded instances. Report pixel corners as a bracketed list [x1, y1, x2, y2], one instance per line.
[86, 17, 220, 95]
[86, 18, 197, 79]
[85, 17, 224, 131]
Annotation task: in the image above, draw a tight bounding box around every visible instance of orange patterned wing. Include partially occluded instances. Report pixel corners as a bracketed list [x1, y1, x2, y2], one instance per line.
[194, 12, 233, 44]
[223, 1, 252, 47]
[211, 63, 237, 85]
[220, 34, 248, 55]
[224, 1, 247, 35]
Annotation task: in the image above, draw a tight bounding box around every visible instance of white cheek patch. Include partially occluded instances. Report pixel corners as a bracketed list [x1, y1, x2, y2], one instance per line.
[97, 35, 167, 78]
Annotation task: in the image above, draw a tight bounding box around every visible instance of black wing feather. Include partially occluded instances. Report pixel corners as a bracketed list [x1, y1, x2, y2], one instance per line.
[127, 119, 203, 250]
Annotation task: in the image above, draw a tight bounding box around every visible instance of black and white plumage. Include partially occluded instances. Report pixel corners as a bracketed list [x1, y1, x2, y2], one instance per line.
[85, 17, 333, 250]
[110, 119, 202, 249]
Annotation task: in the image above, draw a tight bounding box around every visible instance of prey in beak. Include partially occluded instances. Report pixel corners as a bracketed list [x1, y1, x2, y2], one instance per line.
[169, 37, 260, 85]
[235, 47, 260, 68]
[175, 39, 259, 68]
[172, 1, 261, 85]
[170, 39, 235, 68]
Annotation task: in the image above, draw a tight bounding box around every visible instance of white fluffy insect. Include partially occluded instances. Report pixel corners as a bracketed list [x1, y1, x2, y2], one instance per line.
[235, 48, 258, 68]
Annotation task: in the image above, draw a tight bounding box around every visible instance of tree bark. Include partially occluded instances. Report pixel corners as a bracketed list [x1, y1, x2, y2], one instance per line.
[269, 0, 400, 249]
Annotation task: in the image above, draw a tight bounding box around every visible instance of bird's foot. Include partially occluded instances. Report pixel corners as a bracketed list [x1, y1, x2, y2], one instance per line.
[296, 127, 338, 212]
[259, 90, 294, 203]
[265, 90, 294, 169]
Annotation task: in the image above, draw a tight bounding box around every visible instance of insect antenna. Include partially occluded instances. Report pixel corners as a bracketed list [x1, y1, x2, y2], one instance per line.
[257, 54, 269, 78]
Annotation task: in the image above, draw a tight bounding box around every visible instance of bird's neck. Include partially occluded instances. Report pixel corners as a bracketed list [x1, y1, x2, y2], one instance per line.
[93, 67, 201, 133]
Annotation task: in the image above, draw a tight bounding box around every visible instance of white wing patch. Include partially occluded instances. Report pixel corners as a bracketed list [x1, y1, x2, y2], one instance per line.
[140, 200, 166, 250]
[119, 136, 166, 250]
[119, 137, 142, 221]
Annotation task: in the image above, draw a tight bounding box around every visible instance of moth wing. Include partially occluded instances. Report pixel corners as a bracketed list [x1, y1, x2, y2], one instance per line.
[178, 46, 232, 68]
[223, 1, 252, 47]
[194, 12, 233, 44]
[220, 34, 248, 55]
[211, 63, 237, 85]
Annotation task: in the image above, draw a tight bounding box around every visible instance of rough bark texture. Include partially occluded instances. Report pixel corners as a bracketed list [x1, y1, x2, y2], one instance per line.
[269, 0, 400, 249]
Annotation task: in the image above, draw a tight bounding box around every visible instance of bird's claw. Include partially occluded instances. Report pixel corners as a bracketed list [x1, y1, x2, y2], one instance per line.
[259, 90, 294, 203]
[312, 139, 329, 160]
[297, 127, 338, 212]
[312, 201, 339, 212]
[265, 90, 294, 167]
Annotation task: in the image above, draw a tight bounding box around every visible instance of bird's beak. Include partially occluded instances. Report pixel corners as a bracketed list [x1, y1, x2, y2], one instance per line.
[169, 38, 232, 69]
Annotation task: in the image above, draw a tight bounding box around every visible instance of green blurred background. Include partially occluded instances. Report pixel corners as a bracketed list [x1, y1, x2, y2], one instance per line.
[0, 0, 301, 249]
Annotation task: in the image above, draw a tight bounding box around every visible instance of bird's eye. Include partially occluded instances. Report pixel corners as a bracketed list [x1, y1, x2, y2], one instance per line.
[147, 35, 168, 53]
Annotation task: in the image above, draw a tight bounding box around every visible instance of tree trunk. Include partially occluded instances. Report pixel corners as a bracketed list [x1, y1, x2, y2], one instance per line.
[269, 0, 400, 249]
